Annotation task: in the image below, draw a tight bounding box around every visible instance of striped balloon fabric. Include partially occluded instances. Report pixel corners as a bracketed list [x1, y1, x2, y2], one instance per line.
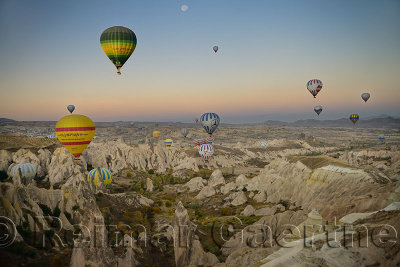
[200, 113, 220, 135]
[100, 26, 137, 75]
[88, 168, 112, 188]
[198, 144, 214, 162]
[152, 131, 161, 140]
[12, 163, 36, 183]
[307, 79, 323, 98]
[193, 137, 214, 147]
[164, 139, 173, 147]
[55, 114, 95, 159]
[349, 114, 359, 124]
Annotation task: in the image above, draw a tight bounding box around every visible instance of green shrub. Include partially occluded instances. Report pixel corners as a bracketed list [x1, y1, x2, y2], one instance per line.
[194, 209, 203, 218]
[242, 187, 247, 192]
[152, 207, 161, 214]
[127, 172, 132, 178]
[72, 205, 79, 211]
[220, 207, 231, 216]
[165, 201, 172, 207]
[148, 169, 154, 175]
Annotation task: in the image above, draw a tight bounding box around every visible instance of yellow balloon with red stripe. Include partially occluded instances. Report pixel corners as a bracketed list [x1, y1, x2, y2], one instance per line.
[55, 115, 95, 160]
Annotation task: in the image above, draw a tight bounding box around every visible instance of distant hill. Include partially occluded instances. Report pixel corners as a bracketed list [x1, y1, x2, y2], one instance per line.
[0, 118, 15, 122]
[264, 116, 400, 128]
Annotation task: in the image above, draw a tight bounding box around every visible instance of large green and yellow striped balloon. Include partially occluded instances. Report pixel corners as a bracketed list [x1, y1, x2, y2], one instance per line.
[100, 26, 137, 75]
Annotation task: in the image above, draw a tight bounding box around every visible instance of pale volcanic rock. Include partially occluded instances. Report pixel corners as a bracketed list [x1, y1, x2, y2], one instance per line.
[184, 177, 207, 192]
[47, 147, 87, 185]
[208, 169, 225, 187]
[253, 190, 267, 203]
[254, 206, 276, 216]
[235, 174, 249, 190]
[146, 178, 154, 192]
[241, 205, 256, 216]
[221, 182, 236, 195]
[0, 150, 12, 172]
[195, 185, 216, 199]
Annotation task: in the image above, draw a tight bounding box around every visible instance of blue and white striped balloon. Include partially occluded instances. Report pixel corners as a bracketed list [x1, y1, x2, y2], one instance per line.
[200, 113, 220, 135]
[12, 163, 36, 183]
[199, 144, 214, 162]
[260, 141, 267, 147]
[88, 168, 112, 188]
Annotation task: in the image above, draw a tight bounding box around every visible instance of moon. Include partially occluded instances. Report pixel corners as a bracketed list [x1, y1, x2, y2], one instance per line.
[181, 5, 188, 12]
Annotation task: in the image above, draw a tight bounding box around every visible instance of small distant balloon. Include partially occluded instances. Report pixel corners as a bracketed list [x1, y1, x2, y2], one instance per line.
[361, 93, 370, 102]
[181, 128, 189, 138]
[314, 105, 323, 115]
[349, 114, 359, 125]
[213, 46, 218, 53]
[181, 5, 188, 12]
[67, 105, 75, 114]
[307, 79, 323, 98]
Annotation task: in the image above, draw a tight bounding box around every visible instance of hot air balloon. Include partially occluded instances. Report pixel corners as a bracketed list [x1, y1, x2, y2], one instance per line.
[193, 137, 214, 147]
[11, 163, 36, 184]
[100, 26, 137, 75]
[314, 105, 323, 115]
[47, 134, 57, 138]
[213, 46, 218, 53]
[307, 79, 323, 98]
[181, 128, 189, 138]
[67, 105, 75, 114]
[164, 139, 173, 147]
[260, 141, 267, 147]
[153, 131, 161, 141]
[88, 168, 112, 188]
[199, 144, 214, 162]
[361, 93, 370, 102]
[349, 114, 359, 125]
[200, 113, 220, 136]
[378, 135, 385, 142]
[55, 114, 95, 160]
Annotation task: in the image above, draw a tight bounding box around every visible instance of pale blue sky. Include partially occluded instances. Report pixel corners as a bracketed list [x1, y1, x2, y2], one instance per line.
[0, 0, 399, 123]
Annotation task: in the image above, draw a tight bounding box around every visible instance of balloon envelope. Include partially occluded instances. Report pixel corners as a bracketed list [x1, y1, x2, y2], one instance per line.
[193, 137, 213, 147]
[199, 144, 214, 162]
[200, 113, 220, 135]
[55, 114, 95, 159]
[260, 141, 267, 147]
[164, 139, 173, 147]
[100, 26, 137, 75]
[12, 163, 36, 183]
[361, 93, 370, 102]
[67, 105, 75, 114]
[314, 105, 323, 115]
[153, 131, 161, 140]
[213, 46, 218, 53]
[88, 168, 112, 188]
[349, 114, 359, 124]
[181, 128, 189, 137]
[307, 79, 323, 98]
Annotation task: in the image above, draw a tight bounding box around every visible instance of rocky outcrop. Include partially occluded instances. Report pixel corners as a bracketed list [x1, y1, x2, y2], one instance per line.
[172, 201, 219, 267]
[0, 150, 12, 172]
[146, 178, 154, 192]
[241, 205, 255, 216]
[195, 186, 216, 199]
[184, 177, 207, 192]
[208, 169, 225, 187]
[48, 147, 87, 185]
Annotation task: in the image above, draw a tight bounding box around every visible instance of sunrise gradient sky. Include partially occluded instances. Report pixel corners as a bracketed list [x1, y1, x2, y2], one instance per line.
[0, 0, 399, 123]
